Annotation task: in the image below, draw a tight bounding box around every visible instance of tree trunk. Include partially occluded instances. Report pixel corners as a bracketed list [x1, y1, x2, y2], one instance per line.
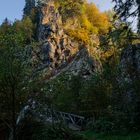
[12, 86, 16, 140]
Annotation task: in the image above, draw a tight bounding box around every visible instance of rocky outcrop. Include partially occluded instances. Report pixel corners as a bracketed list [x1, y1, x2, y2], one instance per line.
[36, 0, 78, 70]
[118, 44, 140, 103]
[48, 48, 102, 80]
[119, 44, 140, 85]
[10, 2, 102, 139]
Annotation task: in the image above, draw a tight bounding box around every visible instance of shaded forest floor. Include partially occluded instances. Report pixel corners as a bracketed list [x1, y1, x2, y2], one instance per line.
[81, 130, 140, 140]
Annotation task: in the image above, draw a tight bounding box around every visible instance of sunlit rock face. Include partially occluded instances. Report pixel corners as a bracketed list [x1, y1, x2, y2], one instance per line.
[38, 0, 62, 39]
[36, 0, 78, 70]
[30, 0, 102, 76]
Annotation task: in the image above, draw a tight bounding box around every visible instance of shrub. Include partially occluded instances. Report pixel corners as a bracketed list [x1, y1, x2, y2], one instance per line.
[19, 120, 87, 140]
[66, 28, 90, 44]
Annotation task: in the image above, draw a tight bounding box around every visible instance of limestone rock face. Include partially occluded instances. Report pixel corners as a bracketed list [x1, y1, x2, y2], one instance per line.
[119, 44, 140, 85]
[36, 1, 78, 70]
[118, 44, 140, 103]
[47, 48, 102, 81]
[65, 48, 101, 77]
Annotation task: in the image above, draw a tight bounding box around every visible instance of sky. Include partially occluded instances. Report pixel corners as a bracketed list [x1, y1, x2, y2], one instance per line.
[89, 0, 114, 12]
[0, 0, 25, 23]
[0, 0, 114, 24]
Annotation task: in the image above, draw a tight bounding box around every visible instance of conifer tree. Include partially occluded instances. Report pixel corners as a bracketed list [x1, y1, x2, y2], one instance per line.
[23, 0, 36, 16]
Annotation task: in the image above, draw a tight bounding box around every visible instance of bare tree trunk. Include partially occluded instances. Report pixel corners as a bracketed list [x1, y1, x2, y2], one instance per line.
[12, 85, 16, 140]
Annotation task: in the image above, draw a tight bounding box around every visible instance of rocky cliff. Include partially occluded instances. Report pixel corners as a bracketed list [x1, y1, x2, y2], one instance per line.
[35, 0, 79, 71]
[30, 0, 101, 80]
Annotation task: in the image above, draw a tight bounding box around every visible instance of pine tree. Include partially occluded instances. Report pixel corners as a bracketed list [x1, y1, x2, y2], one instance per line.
[23, 0, 36, 16]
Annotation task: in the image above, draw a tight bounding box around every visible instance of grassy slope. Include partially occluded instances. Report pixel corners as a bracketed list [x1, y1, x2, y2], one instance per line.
[82, 130, 140, 140]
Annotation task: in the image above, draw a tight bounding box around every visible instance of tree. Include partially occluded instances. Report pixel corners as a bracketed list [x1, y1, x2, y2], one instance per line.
[54, 0, 85, 21]
[0, 20, 32, 140]
[23, 0, 36, 16]
[113, 0, 140, 32]
[85, 3, 110, 34]
[13, 17, 34, 44]
[23, 0, 40, 40]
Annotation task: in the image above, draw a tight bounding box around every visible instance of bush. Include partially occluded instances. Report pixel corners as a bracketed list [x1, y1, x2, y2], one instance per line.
[93, 117, 114, 134]
[18, 120, 87, 140]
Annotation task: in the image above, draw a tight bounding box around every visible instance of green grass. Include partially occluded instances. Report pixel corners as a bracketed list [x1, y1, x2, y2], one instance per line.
[82, 130, 140, 140]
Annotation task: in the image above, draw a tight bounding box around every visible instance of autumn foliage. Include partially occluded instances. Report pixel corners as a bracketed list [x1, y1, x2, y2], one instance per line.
[59, 1, 110, 44]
